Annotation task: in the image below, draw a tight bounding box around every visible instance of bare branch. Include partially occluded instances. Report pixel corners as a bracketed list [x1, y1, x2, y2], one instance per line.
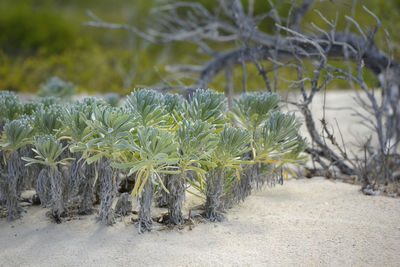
[290, 0, 315, 32]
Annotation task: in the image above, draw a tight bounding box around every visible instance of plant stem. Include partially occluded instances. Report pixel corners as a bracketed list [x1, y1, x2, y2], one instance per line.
[205, 168, 224, 222]
[138, 173, 154, 232]
[168, 173, 185, 225]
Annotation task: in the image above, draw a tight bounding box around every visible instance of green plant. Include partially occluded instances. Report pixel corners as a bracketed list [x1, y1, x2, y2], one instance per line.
[37, 77, 77, 101]
[1, 119, 34, 152]
[152, 93, 186, 208]
[235, 112, 307, 203]
[0, 119, 34, 220]
[230, 92, 280, 134]
[113, 127, 179, 231]
[22, 135, 72, 222]
[104, 93, 121, 107]
[184, 89, 226, 127]
[0, 6, 77, 55]
[255, 112, 308, 176]
[71, 104, 134, 224]
[61, 103, 91, 143]
[163, 93, 184, 115]
[23, 135, 71, 168]
[23, 101, 43, 116]
[32, 106, 63, 136]
[75, 105, 134, 162]
[167, 119, 217, 224]
[205, 125, 251, 221]
[61, 102, 95, 214]
[0, 89, 307, 230]
[125, 89, 166, 128]
[0, 91, 23, 130]
[162, 92, 185, 130]
[37, 97, 61, 108]
[228, 93, 307, 202]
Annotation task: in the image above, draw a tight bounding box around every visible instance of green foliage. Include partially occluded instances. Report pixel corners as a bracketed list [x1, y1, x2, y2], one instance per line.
[37, 77, 77, 100]
[128, 127, 178, 165]
[0, 88, 307, 226]
[0, 91, 23, 124]
[60, 103, 90, 143]
[260, 112, 308, 162]
[0, 6, 78, 55]
[230, 92, 281, 133]
[22, 135, 72, 167]
[163, 93, 185, 114]
[113, 127, 179, 196]
[162, 93, 186, 129]
[32, 106, 63, 136]
[125, 89, 166, 127]
[213, 125, 251, 168]
[0, 0, 399, 93]
[254, 112, 308, 177]
[0, 119, 33, 151]
[177, 119, 216, 160]
[71, 105, 134, 163]
[104, 93, 121, 107]
[37, 97, 61, 108]
[184, 89, 226, 127]
[22, 97, 62, 117]
[176, 119, 217, 198]
[258, 112, 302, 155]
[23, 101, 43, 116]
[79, 97, 106, 111]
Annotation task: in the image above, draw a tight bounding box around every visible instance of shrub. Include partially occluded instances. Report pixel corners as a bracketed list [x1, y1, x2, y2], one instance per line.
[0, 119, 34, 220]
[37, 77, 77, 101]
[0, 89, 307, 231]
[0, 7, 77, 55]
[0, 91, 23, 129]
[22, 135, 72, 222]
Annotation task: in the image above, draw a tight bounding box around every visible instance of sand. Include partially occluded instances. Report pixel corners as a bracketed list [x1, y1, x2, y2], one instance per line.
[0, 177, 399, 267]
[1, 91, 399, 266]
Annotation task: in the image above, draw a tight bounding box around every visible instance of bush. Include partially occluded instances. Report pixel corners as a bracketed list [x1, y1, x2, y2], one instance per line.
[38, 77, 77, 101]
[0, 89, 307, 230]
[0, 6, 77, 56]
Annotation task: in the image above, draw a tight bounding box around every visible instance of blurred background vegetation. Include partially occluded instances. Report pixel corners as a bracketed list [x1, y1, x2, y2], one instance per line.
[0, 0, 399, 95]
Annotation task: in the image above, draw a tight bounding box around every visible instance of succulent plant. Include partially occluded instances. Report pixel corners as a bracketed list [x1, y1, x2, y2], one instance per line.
[70, 104, 134, 224]
[0, 91, 23, 130]
[22, 135, 73, 222]
[32, 106, 63, 136]
[0, 89, 307, 230]
[230, 92, 280, 134]
[37, 77, 77, 101]
[0, 119, 34, 220]
[166, 119, 216, 225]
[205, 125, 251, 221]
[104, 93, 121, 107]
[125, 89, 166, 128]
[184, 89, 226, 127]
[113, 127, 179, 231]
[61, 103, 95, 214]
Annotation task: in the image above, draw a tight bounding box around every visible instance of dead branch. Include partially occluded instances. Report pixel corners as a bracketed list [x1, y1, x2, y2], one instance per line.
[86, 0, 400, 193]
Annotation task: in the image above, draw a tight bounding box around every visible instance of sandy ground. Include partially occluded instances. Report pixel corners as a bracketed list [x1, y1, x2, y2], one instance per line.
[285, 90, 379, 150]
[0, 178, 399, 267]
[1, 91, 399, 266]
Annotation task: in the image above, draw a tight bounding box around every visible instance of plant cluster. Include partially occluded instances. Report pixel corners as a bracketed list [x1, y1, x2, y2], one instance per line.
[0, 89, 306, 231]
[37, 77, 77, 101]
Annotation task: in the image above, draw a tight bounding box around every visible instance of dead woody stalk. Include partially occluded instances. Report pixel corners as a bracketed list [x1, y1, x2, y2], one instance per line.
[86, 0, 400, 195]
